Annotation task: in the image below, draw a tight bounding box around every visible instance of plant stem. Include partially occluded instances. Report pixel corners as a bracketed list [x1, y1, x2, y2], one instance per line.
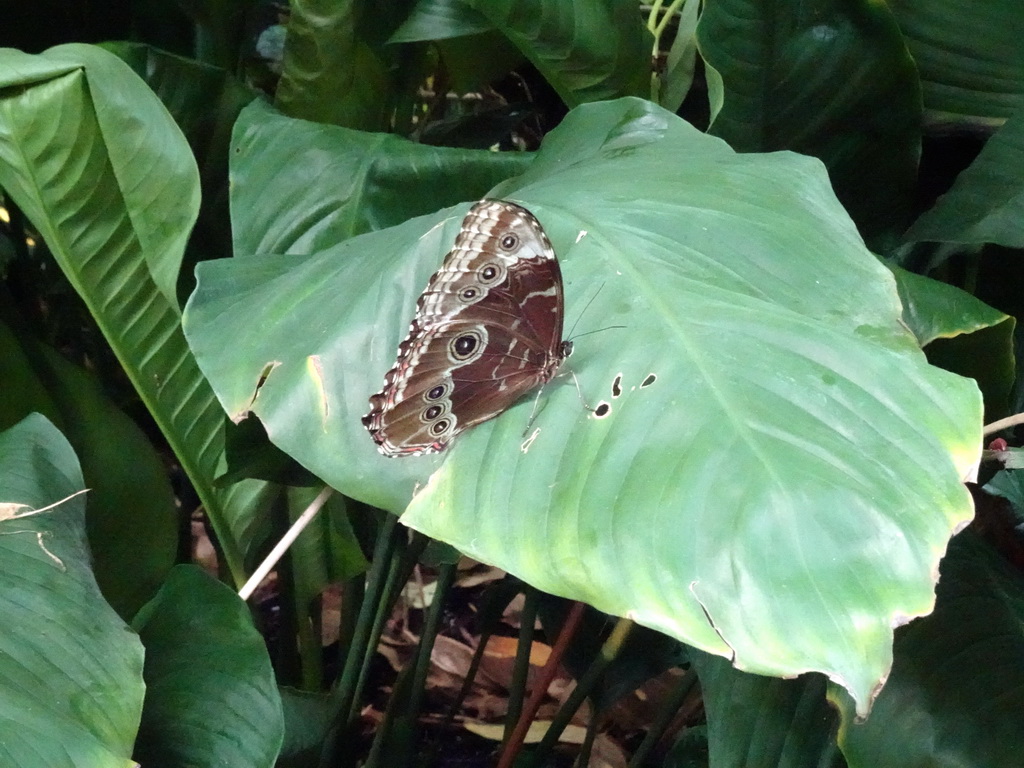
[984, 412, 1024, 435]
[504, 587, 539, 746]
[321, 509, 400, 766]
[627, 667, 699, 767]
[498, 600, 588, 768]
[238, 485, 333, 600]
[530, 616, 635, 763]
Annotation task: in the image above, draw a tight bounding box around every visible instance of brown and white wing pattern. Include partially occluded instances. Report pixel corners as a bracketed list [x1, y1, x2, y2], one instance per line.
[363, 200, 570, 456]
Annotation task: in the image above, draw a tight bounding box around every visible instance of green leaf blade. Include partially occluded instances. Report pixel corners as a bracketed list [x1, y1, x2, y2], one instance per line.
[229, 100, 533, 255]
[837, 530, 1024, 766]
[275, 0, 392, 130]
[893, 267, 1015, 420]
[390, 0, 494, 41]
[697, 0, 921, 247]
[0, 45, 264, 584]
[132, 565, 284, 767]
[904, 108, 1024, 248]
[463, 0, 651, 107]
[888, 0, 1024, 123]
[185, 98, 980, 715]
[0, 321, 179, 618]
[42, 43, 199, 309]
[691, 651, 841, 768]
[0, 414, 145, 768]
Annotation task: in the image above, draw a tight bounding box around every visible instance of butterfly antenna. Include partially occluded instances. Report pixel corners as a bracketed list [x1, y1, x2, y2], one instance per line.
[566, 283, 605, 340]
[569, 325, 626, 339]
[566, 283, 626, 341]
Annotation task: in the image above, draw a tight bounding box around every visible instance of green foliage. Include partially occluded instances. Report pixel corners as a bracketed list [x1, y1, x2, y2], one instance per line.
[0, 414, 145, 766]
[229, 99, 532, 253]
[698, 0, 921, 250]
[0, 322, 178, 618]
[1, 0, 1023, 766]
[836, 530, 1024, 767]
[904, 106, 1024, 248]
[462, 0, 651, 107]
[690, 651, 843, 768]
[0, 44, 264, 585]
[185, 96, 979, 715]
[888, 0, 1024, 122]
[132, 565, 285, 766]
[894, 267, 1015, 420]
[274, 0, 399, 130]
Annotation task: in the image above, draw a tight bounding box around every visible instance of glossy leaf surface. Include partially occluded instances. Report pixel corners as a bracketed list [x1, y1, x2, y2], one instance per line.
[697, 0, 920, 248]
[463, 0, 650, 107]
[275, 0, 392, 130]
[132, 565, 284, 767]
[0, 414, 144, 768]
[893, 268, 1015, 420]
[230, 99, 532, 255]
[0, 44, 265, 584]
[888, 0, 1024, 122]
[391, 0, 494, 41]
[184, 98, 980, 714]
[0, 44, 196, 308]
[691, 651, 842, 768]
[905, 107, 1024, 248]
[837, 531, 1024, 767]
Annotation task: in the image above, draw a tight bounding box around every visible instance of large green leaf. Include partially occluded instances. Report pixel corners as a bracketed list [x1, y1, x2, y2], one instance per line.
[0, 317, 177, 618]
[893, 268, 1015, 420]
[131, 565, 284, 767]
[0, 44, 267, 584]
[697, 0, 921, 249]
[904, 107, 1024, 249]
[0, 44, 195, 308]
[277, 688, 333, 766]
[275, 0, 395, 130]
[230, 99, 532, 254]
[106, 41, 260, 278]
[690, 651, 843, 768]
[184, 98, 980, 714]
[888, 0, 1024, 123]
[463, 0, 651, 107]
[894, 268, 1012, 348]
[106, 41, 256, 183]
[836, 530, 1024, 767]
[391, 0, 494, 40]
[0, 414, 144, 768]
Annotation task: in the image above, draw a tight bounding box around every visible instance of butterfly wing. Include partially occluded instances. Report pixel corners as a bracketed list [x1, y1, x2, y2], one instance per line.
[363, 200, 566, 456]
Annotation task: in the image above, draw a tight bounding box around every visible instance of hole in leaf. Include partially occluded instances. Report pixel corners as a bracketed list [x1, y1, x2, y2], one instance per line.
[240, 361, 282, 422]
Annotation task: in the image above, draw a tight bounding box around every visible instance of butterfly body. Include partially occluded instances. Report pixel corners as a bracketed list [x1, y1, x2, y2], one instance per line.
[363, 200, 570, 457]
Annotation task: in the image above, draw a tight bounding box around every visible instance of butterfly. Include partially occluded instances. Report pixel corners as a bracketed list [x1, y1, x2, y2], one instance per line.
[363, 200, 572, 456]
